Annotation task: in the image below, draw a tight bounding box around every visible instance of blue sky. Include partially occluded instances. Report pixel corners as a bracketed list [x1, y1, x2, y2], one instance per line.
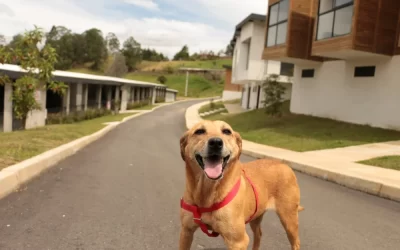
[0, 0, 267, 58]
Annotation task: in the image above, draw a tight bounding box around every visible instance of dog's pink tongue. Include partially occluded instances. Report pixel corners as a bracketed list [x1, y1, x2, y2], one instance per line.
[204, 160, 223, 179]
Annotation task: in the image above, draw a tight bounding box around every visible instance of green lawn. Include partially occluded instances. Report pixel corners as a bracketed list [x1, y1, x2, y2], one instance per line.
[125, 73, 224, 98]
[199, 101, 226, 113]
[203, 101, 400, 152]
[68, 67, 224, 98]
[0, 113, 134, 170]
[132, 104, 158, 110]
[137, 59, 232, 71]
[359, 156, 400, 171]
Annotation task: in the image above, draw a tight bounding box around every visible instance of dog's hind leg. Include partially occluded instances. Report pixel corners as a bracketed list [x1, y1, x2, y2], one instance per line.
[249, 213, 265, 250]
[276, 204, 300, 250]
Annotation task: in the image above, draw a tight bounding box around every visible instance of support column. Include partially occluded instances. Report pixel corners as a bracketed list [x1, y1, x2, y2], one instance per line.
[96, 85, 102, 109]
[83, 84, 88, 111]
[185, 71, 189, 97]
[76, 82, 83, 111]
[106, 86, 112, 110]
[151, 87, 156, 105]
[120, 84, 129, 111]
[115, 86, 120, 101]
[63, 83, 70, 114]
[3, 82, 12, 132]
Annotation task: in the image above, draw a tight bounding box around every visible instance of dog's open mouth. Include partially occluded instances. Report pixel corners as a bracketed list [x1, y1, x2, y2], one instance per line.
[195, 154, 230, 180]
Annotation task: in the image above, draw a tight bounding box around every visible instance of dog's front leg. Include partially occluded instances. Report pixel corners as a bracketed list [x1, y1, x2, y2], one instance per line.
[179, 225, 196, 250]
[220, 223, 249, 250]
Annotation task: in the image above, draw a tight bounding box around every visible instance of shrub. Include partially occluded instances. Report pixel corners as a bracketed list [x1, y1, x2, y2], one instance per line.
[164, 66, 175, 74]
[157, 75, 167, 84]
[262, 74, 286, 117]
[46, 108, 112, 125]
[155, 96, 165, 103]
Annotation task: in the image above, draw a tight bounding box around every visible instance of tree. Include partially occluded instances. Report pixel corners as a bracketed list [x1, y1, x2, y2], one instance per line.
[45, 26, 76, 70]
[0, 35, 5, 47]
[122, 36, 142, 71]
[173, 45, 189, 61]
[106, 32, 120, 53]
[157, 75, 167, 84]
[82, 28, 107, 70]
[225, 44, 233, 56]
[0, 26, 68, 129]
[104, 52, 128, 77]
[262, 74, 286, 117]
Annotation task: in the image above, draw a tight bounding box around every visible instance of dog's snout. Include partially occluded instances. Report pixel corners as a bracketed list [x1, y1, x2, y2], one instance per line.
[208, 137, 223, 151]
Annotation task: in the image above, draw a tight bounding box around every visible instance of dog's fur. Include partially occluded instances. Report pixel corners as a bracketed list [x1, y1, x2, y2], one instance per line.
[179, 120, 303, 250]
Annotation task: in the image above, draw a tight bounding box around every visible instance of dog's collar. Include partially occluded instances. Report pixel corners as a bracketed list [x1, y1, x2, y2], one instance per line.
[180, 169, 259, 237]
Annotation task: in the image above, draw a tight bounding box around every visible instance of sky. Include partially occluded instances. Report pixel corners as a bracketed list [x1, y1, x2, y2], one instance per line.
[0, 0, 268, 58]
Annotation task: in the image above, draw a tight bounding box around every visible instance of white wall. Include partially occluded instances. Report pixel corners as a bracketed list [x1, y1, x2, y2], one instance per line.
[291, 56, 400, 130]
[165, 91, 176, 103]
[222, 90, 242, 101]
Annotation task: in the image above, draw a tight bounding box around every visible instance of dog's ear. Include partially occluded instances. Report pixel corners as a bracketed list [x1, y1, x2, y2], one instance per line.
[233, 131, 242, 157]
[180, 131, 189, 161]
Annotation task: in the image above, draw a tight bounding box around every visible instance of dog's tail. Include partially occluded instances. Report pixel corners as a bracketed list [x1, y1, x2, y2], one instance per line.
[298, 205, 305, 212]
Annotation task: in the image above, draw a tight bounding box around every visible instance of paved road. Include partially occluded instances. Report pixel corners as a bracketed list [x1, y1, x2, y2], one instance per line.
[1, 100, 400, 250]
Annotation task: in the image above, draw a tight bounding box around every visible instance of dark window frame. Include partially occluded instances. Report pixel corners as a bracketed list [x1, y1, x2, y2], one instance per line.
[316, 0, 354, 41]
[354, 66, 375, 77]
[280, 62, 294, 77]
[301, 69, 315, 78]
[266, 0, 289, 47]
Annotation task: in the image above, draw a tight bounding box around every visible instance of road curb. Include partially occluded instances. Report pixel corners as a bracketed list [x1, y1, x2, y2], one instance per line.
[184, 101, 400, 203]
[0, 97, 213, 200]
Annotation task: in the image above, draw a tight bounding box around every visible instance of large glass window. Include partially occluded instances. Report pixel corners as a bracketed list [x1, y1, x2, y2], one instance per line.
[316, 0, 354, 40]
[266, 0, 289, 47]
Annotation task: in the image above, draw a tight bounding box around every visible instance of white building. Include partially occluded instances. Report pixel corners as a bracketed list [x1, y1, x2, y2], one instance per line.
[230, 13, 293, 110]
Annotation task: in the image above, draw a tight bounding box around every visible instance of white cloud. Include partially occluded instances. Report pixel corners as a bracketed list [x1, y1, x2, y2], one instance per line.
[0, 0, 267, 58]
[122, 0, 159, 10]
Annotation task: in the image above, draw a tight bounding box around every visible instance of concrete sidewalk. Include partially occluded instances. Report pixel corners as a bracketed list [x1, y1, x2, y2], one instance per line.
[185, 100, 400, 202]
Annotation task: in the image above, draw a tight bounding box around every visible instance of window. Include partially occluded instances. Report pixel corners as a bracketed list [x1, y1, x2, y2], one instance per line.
[266, 0, 289, 47]
[317, 0, 354, 40]
[280, 62, 294, 77]
[301, 69, 315, 78]
[354, 66, 375, 77]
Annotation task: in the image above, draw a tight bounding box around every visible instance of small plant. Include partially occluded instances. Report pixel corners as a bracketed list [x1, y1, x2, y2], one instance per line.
[112, 99, 121, 114]
[157, 75, 167, 84]
[164, 66, 174, 74]
[210, 99, 215, 110]
[262, 74, 286, 117]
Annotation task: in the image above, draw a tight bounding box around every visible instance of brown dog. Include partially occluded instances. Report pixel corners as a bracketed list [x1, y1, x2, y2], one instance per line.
[179, 120, 304, 250]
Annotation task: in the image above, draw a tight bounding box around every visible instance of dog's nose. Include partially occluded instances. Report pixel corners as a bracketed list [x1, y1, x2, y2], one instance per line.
[208, 137, 223, 151]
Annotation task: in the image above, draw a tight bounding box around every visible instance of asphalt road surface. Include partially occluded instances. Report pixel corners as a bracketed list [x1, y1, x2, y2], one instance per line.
[1, 100, 400, 250]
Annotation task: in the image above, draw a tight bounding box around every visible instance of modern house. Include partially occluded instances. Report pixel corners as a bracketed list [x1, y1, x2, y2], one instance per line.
[230, 13, 294, 110]
[263, 0, 400, 129]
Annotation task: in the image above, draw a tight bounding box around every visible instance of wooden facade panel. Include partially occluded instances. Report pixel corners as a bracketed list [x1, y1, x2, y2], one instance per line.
[373, 0, 400, 55]
[353, 0, 379, 50]
[262, 45, 287, 60]
[312, 35, 353, 55]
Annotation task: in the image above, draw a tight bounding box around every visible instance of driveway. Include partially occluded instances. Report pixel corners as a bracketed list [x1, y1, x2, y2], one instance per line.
[0, 100, 399, 250]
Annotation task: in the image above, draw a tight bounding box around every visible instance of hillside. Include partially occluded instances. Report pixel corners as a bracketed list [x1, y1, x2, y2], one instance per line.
[69, 59, 231, 98]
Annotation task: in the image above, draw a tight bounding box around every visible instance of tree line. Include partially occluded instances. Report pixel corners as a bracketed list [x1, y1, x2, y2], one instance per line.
[1, 25, 233, 77]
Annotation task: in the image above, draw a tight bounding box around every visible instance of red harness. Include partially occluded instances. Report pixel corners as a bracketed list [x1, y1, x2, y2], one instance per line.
[180, 170, 259, 237]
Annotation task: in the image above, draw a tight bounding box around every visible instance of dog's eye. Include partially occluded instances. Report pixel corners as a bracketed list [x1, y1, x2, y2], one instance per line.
[194, 129, 206, 135]
[222, 129, 232, 135]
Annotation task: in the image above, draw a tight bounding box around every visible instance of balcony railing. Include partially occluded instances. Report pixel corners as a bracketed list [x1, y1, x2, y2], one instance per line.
[316, 0, 354, 40]
[266, 0, 289, 47]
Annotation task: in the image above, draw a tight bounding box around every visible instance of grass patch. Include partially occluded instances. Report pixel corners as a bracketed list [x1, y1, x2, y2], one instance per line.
[0, 113, 134, 170]
[125, 73, 223, 98]
[132, 104, 158, 110]
[137, 59, 232, 71]
[199, 101, 225, 113]
[224, 99, 241, 104]
[359, 156, 400, 171]
[203, 101, 400, 152]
